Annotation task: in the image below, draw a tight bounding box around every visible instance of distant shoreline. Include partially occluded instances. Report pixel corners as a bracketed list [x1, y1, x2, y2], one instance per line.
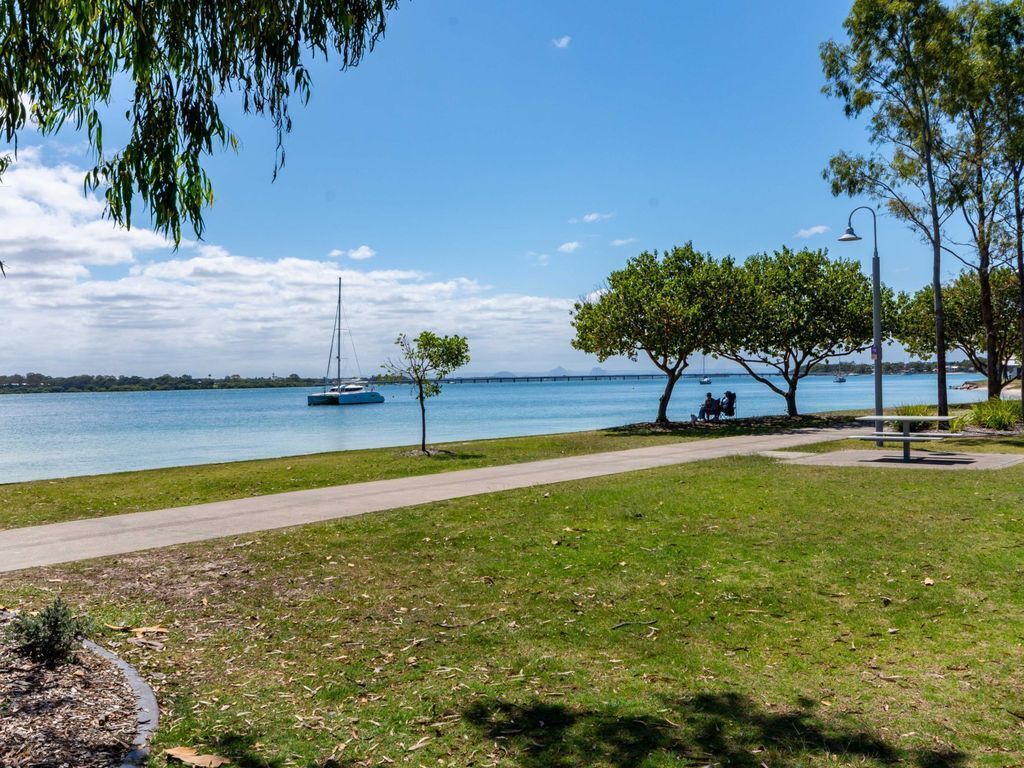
[0, 368, 974, 396]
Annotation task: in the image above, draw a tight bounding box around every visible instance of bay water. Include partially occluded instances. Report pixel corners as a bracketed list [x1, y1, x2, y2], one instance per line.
[0, 373, 984, 483]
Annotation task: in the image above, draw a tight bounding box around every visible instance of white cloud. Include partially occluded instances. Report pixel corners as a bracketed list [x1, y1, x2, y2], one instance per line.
[0, 148, 169, 270]
[328, 245, 376, 260]
[346, 245, 376, 261]
[795, 224, 829, 239]
[0, 152, 581, 375]
[610, 237, 637, 247]
[552, 35, 572, 49]
[558, 241, 581, 253]
[569, 211, 613, 224]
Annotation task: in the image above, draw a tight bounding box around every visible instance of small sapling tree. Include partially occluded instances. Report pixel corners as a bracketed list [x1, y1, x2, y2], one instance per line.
[383, 331, 470, 453]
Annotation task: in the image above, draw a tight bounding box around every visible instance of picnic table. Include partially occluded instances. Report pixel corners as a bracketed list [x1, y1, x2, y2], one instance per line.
[854, 415, 961, 462]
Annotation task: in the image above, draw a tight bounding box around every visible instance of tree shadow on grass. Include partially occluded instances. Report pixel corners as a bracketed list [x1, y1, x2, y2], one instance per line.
[605, 414, 862, 439]
[463, 692, 966, 768]
[206, 731, 287, 768]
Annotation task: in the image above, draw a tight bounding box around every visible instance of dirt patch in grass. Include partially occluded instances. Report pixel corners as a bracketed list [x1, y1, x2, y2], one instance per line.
[0, 613, 138, 768]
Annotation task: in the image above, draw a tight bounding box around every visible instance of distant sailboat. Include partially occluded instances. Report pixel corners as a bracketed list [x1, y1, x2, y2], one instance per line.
[833, 363, 847, 383]
[308, 278, 385, 406]
[699, 354, 712, 385]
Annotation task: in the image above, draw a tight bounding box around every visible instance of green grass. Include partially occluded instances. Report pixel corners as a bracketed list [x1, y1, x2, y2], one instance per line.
[0, 414, 851, 531]
[3, 442, 1023, 767]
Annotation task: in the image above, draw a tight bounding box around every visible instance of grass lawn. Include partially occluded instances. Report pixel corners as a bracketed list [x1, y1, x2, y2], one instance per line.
[2, 439, 1023, 767]
[0, 414, 849, 531]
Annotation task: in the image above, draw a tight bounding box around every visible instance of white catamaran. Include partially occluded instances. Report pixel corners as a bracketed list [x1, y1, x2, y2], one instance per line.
[308, 278, 385, 406]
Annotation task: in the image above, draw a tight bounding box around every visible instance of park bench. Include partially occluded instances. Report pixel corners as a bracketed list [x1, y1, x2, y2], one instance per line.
[853, 415, 961, 462]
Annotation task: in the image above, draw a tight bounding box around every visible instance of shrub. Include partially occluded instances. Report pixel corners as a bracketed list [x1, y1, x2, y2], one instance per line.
[890, 404, 934, 433]
[5, 598, 92, 668]
[952, 398, 1023, 432]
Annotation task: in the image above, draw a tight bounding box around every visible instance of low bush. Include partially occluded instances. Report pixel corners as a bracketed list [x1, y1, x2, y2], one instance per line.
[953, 398, 1023, 432]
[5, 598, 92, 668]
[890, 404, 934, 433]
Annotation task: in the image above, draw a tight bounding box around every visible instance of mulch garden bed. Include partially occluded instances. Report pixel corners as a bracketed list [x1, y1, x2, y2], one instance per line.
[0, 612, 137, 768]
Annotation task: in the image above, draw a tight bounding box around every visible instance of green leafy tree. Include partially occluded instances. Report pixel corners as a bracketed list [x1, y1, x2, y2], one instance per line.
[938, 0, 1015, 399]
[717, 247, 884, 417]
[896, 268, 1022, 391]
[822, 0, 956, 414]
[383, 331, 470, 454]
[571, 244, 736, 425]
[0, 0, 398, 243]
[980, 0, 1024, 400]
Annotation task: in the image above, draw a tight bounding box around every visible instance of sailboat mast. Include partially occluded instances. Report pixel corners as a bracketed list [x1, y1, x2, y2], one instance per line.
[336, 277, 342, 385]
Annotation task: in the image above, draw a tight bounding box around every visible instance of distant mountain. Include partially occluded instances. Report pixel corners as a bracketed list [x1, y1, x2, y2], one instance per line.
[547, 366, 572, 376]
[492, 370, 516, 378]
[590, 367, 608, 376]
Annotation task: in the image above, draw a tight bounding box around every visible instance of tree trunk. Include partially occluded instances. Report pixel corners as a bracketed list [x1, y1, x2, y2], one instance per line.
[418, 383, 427, 453]
[656, 372, 680, 424]
[784, 387, 798, 417]
[1015, 169, 1024, 415]
[973, 158, 1000, 400]
[924, 141, 949, 416]
[932, 237, 949, 416]
[979, 266, 1001, 398]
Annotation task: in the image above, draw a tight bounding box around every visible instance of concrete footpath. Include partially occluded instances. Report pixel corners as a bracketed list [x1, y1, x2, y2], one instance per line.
[0, 427, 867, 573]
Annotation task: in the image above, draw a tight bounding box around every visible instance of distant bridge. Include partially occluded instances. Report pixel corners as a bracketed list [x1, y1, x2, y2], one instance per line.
[373, 373, 739, 385]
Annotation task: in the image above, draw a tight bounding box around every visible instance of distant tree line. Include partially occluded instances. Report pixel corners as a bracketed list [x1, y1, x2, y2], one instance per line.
[0, 373, 327, 394]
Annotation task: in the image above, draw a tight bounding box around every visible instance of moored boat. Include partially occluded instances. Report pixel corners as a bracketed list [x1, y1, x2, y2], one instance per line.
[308, 279, 385, 406]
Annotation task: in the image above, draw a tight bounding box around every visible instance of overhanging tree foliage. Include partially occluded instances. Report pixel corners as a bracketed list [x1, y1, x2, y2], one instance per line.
[571, 244, 736, 425]
[382, 331, 470, 454]
[896, 268, 1022, 391]
[716, 247, 885, 417]
[0, 0, 399, 242]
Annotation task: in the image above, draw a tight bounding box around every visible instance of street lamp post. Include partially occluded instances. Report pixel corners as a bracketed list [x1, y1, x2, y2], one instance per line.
[838, 206, 883, 436]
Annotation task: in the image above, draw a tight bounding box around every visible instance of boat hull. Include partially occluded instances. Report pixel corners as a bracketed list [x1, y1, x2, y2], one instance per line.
[307, 392, 339, 406]
[339, 391, 385, 405]
[307, 390, 385, 406]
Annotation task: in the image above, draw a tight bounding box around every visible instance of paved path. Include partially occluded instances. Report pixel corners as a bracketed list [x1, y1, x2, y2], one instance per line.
[0, 427, 867, 573]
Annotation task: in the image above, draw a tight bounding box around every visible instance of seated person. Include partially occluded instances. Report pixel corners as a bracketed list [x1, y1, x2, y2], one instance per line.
[721, 390, 737, 418]
[698, 392, 719, 421]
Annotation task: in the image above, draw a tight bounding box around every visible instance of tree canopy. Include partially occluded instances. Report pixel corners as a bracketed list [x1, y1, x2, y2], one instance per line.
[382, 331, 470, 453]
[571, 244, 736, 424]
[0, 0, 398, 242]
[716, 247, 885, 417]
[896, 268, 1022, 390]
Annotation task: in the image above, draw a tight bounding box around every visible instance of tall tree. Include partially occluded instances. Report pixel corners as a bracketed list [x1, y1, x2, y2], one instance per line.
[571, 245, 735, 425]
[939, 0, 1013, 399]
[980, 0, 1024, 404]
[382, 331, 470, 454]
[822, 0, 956, 414]
[716, 247, 883, 417]
[0, 0, 399, 243]
[896, 268, 1022, 392]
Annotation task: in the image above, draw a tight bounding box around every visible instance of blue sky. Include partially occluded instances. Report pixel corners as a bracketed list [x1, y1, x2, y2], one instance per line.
[0, 2, 951, 376]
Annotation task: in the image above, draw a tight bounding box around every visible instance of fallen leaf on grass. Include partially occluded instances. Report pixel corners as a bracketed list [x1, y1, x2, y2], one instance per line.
[132, 625, 169, 635]
[164, 746, 231, 766]
[408, 736, 431, 751]
[923, 577, 934, 586]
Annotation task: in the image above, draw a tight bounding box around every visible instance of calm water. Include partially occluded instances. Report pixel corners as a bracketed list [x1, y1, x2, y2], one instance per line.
[0, 373, 984, 483]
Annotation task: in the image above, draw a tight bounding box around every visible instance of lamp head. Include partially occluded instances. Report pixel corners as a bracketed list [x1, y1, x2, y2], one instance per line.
[837, 225, 862, 242]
